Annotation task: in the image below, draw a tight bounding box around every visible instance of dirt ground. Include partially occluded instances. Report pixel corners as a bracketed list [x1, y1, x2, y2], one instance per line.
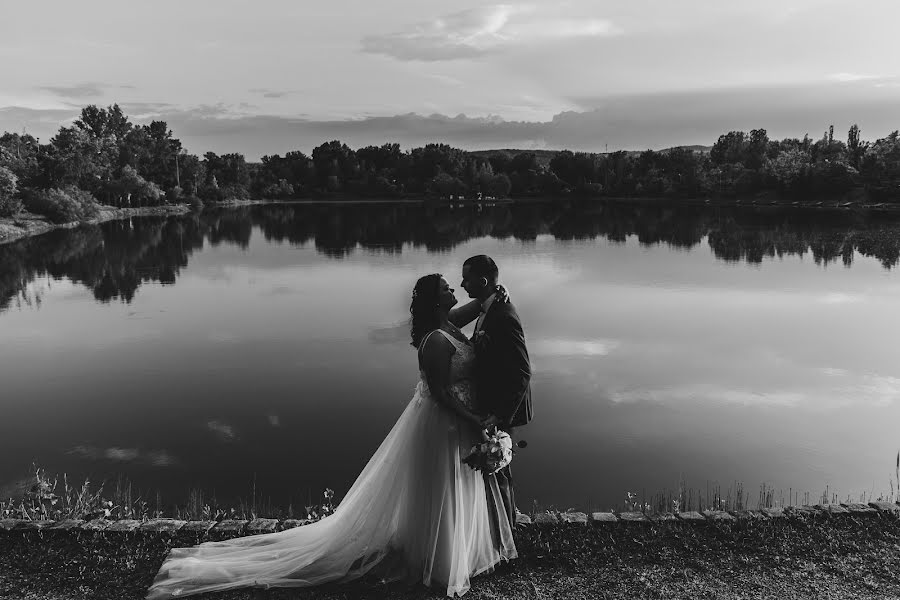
[3, 512, 900, 599]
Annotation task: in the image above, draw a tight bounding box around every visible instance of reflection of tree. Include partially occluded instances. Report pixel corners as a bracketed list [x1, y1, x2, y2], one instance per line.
[3, 201, 900, 312]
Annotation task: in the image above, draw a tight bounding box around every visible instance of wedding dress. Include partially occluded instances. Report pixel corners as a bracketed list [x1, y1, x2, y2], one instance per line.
[146, 329, 517, 599]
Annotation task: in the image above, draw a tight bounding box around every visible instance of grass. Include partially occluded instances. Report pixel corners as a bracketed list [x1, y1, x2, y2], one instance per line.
[5, 461, 900, 526]
[0, 465, 337, 523]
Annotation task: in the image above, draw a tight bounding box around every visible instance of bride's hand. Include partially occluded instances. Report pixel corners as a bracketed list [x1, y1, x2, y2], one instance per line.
[495, 284, 510, 304]
[471, 417, 490, 440]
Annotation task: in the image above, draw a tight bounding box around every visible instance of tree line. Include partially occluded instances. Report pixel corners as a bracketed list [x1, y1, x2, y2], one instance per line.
[2, 104, 900, 223]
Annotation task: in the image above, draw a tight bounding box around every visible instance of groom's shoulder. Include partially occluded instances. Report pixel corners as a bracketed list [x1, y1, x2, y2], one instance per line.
[493, 301, 522, 322]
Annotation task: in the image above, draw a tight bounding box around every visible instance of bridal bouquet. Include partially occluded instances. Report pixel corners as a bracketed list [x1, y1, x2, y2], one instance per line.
[463, 429, 513, 474]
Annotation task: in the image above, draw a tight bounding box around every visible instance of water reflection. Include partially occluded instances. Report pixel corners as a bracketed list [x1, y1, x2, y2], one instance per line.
[3, 201, 900, 312]
[3, 201, 900, 512]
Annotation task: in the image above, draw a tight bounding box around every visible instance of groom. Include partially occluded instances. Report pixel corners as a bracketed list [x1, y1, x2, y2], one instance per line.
[452, 254, 532, 531]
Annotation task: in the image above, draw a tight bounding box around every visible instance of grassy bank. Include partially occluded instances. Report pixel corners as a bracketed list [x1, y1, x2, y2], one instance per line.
[0, 204, 192, 246]
[3, 509, 900, 599]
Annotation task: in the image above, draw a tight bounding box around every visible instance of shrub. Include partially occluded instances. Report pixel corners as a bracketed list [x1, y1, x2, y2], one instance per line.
[64, 186, 100, 219]
[219, 183, 250, 201]
[0, 195, 22, 217]
[187, 195, 204, 211]
[166, 185, 183, 203]
[0, 166, 20, 217]
[24, 187, 99, 224]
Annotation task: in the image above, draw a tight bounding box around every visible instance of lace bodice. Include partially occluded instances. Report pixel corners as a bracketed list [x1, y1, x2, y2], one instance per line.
[419, 329, 479, 413]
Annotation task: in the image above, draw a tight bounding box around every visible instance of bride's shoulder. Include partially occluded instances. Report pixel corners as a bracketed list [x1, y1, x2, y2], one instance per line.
[419, 329, 453, 351]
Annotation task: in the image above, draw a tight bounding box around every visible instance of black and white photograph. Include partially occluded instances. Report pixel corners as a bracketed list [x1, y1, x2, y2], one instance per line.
[2, 1, 900, 598]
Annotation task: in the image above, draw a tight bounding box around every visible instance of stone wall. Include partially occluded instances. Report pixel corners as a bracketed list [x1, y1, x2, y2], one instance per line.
[2, 501, 898, 543]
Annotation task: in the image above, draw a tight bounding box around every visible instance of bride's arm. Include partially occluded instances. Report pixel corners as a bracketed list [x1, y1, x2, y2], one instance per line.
[419, 334, 483, 430]
[448, 285, 510, 328]
[448, 300, 481, 328]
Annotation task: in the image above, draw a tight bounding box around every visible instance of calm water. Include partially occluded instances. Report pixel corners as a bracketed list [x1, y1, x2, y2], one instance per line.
[2, 200, 900, 512]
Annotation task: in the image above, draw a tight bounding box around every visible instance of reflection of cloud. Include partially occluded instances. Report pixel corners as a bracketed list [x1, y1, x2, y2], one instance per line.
[362, 5, 619, 61]
[68, 445, 179, 467]
[855, 373, 900, 407]
[369, 321, 411, 345]
[206, 420, 237, 442]
[607, 372, 900, 410]
[817, 293, 864, 305]
[262, 284, 297, 296]
[819, 367, 849, 377]
[827, 73, 886, 83]
[0, 477, 31, 500]
[609, 384, 805, 407]
[208, 331, 238, 343]
[531, 338, 619, 357]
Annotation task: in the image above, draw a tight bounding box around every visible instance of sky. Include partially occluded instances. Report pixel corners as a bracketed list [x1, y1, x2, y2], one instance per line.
[2, 0, 899, 159]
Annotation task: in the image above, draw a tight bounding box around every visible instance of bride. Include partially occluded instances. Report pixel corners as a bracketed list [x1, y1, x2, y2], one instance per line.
[146, 273, 517, 598]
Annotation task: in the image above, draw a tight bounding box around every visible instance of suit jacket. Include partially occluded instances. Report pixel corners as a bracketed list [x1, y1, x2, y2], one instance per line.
[472, 301, 533, 428]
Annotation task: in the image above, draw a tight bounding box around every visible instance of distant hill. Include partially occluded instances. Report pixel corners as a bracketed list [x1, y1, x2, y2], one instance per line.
[661, 145, 712, 153]
[471, 145, 712, 166]
[468, 149, 560, 167]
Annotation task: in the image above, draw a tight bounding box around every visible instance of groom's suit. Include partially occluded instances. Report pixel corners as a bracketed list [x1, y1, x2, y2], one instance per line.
[472, 295, 532, 530]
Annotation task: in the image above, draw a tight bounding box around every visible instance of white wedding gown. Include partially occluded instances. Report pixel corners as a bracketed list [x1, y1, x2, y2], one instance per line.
[146, 329, 517, 598]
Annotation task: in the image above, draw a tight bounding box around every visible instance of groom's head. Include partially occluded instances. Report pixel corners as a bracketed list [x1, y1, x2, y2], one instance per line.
[461, 255, 499, 300]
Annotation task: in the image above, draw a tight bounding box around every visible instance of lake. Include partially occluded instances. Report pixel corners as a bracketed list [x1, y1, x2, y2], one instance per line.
[2, 200, 900, 514]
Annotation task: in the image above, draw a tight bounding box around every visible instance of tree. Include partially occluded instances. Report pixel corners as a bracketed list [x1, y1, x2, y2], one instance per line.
[75, 104, 131, 142]
[426, 172, 466, 198]
[746, 129, 769, 170]
[311, 141, 358, 191]
[45, 126, 111, 191]
[477, 172, 511, 198]
[847, 124, 867, 169]
[710, 131, 747, 166]
[764, 149, 810, 192]
[860, 131, 900, 199]
[0, 133, 41, 186]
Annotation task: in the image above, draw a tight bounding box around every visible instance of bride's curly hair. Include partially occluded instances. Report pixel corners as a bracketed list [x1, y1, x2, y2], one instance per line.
[410, 273, 443, 348]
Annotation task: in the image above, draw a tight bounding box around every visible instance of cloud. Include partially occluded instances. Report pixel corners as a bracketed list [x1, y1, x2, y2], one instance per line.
[206, 419, 237, 442]
[5, 80, 900, 160]
[362, 5, 619, 61]
[68, 445, 179, 467]
[39, 82, 106, 99]
[249, 88, 295, 99]
[424, 73, 464, 87]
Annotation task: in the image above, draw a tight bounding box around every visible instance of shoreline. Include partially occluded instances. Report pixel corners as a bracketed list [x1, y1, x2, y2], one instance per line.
[0, 204, 193, 246]
[2, 195, 899, 248]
